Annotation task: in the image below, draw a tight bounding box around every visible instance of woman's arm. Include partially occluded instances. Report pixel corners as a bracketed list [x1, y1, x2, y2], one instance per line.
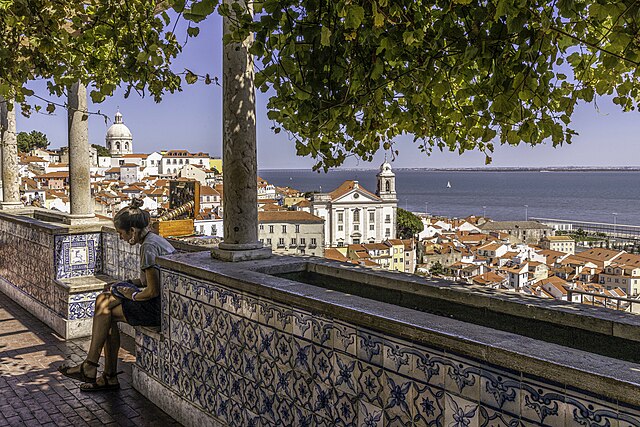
[132, 268, 160, 301]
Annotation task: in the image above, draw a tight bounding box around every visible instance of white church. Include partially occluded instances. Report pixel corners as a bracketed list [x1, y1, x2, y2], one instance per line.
[311, 161, 398, 247]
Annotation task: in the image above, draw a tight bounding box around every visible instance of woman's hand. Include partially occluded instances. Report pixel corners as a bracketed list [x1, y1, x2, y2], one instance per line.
[113, 285, 137, 300]
[103, 281, 117, 293]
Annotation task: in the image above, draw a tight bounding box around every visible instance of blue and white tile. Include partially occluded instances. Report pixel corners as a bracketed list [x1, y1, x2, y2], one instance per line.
[310, 314, 333, 347]
[383, 337, 414, 377]
[358, 400, 384, 427]
[383, 371, 415, 420]
[273, 364, 294, 397]
[292, 338, 314, 378]
[242, 351, 259, 384]
[292, 371, 314, 411]
[333, 352, 359, 396]
[443, 392, 480, 427]
[293, 406, 314, 427]
[618, 401, 640, 427]
[312, 346, 333, 385]
[478, 406, 521, 427]
[520, 378, 566, 426]
[257, 325, 277, 360]
[334, 391, 358, 426]
[357, 361, 385, 406]
[243, 320, 260, 353]
[273, 395, 296, 426]
[480, 368, 520, 417]
[257, 356, 277, 391]
[413, 349, 446, 389]
[310, 378, 336, 421]
[444, 357, 481, 402]
[565, 394, 619, 427]
[256, 388, 277, 424]
[228, 314, 244, 346]
[242, 294, 260, 322]
[273, 332, 294, 367]
[412, 382, 444, 426]
[357, 330, 384, 367]
[332, 320, 357, 356]
[228, 399, 246, 427]
[292, 309, 314, 340]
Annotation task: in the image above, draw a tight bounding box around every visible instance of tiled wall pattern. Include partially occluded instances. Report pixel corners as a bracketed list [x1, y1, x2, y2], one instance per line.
[54, 233, 102, 279]
[0, 218, 56, 308]
[134, 269, 640, 427]
[102, 231, 140, 281]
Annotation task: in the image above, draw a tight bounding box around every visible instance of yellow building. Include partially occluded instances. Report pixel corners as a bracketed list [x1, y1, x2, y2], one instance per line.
[209, 158, 222, 174]
[540, 235, 576, 255]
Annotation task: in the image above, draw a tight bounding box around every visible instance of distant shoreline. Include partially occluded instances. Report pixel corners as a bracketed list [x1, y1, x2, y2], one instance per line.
[259, 167, 640, 172]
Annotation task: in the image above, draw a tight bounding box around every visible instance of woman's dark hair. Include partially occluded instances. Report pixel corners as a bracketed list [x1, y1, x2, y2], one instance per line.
[113, 198, 151, 230]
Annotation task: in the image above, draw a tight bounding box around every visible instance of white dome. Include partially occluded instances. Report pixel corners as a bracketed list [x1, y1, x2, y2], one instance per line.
[378, 160, 394, 176]
[106, 112, 132, 139]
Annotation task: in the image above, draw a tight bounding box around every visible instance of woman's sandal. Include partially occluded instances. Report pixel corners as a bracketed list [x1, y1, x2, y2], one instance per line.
[79, 371, 122, 392]
[57, 360, 99, 383]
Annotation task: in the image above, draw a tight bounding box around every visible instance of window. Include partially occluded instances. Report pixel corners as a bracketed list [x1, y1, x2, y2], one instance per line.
[166, 159, 170, 164]
[259, 224, 264, 231]
[385, 228, 391, 237]
[310, 238, 317, 246]
[300, 238, 306, 245]
[370, 224, 374, 231]
[295, 225, 300, 233]
[369, 211, 375, 222]
[269, 225, 274, 233]
[338, 212, 344, 223]
[282, 225, 287, 233]
[385, 181, 390, 192]
[173, 159, 177, 164]
[150, 160, 154, 165]
[353, 239, 360, 244]
[291, 238, 297, 245]
[259, 239, 264, 244]
[337, 241, 344, 247]
[385, 214, 391, 223]
[338, 225, 343, 231]
[267, 238, 272, 245]
[278, 238, 285, 246]
[179, 159, 183, 165]
[354, 224, 359, 231]
[212, 226, 217, 235]
[353, 209, 360, 223]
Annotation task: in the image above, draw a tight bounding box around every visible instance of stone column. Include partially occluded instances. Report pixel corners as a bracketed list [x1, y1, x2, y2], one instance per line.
[66, 81, 94, 223]
[212, 0, 271, 261]
[0, 96, 22, 209]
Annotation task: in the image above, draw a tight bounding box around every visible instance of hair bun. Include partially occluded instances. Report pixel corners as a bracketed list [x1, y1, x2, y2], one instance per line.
[129, 198, 144, 209]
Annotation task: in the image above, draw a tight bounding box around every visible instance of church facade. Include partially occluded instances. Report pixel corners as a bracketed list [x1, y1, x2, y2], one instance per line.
[105, 111, 133, 156]
[312, 161, 398, 247]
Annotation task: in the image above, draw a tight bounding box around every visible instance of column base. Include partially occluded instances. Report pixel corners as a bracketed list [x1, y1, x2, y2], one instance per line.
[211, 246, 272, 262]
[0, 201, 24, 210]
[63, 213, 97, 225]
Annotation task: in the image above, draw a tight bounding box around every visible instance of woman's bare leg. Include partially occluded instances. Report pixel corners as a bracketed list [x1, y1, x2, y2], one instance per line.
[64, 294, 126, 379]
[104, 322, 121, 375]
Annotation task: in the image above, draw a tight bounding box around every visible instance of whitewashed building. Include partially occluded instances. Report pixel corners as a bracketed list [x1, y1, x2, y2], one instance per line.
[312, 161, 397, 247]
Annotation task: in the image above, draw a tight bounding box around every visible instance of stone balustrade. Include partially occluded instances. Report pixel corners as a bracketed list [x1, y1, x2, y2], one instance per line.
[132, 251, 640, 427]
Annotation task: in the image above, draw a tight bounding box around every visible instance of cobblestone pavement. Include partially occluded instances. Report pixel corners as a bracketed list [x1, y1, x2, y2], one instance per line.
[0, 292, 181, 427]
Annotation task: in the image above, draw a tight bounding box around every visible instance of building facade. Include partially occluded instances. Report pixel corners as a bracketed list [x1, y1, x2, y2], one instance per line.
[258, 211, 324, 257]
[311, 161, 398, 247]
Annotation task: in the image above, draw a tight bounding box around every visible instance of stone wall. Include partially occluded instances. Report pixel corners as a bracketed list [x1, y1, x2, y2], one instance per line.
[133, 254, 640, 427]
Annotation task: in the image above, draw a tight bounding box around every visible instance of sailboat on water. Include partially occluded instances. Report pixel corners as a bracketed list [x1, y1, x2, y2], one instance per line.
[446, 181, 451, 188]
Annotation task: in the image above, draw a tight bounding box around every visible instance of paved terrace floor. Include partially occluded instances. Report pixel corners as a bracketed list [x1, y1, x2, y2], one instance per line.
[0, 292, 180, 427]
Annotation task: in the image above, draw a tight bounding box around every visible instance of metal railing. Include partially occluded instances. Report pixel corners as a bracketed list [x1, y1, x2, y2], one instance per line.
[566, 289, 640, 312]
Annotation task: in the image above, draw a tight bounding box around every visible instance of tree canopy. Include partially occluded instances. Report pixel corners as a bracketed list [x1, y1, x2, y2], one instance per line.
[396, 207, 424, 239]
[2, 0, 640, 169]
[16, 130, 48, 153]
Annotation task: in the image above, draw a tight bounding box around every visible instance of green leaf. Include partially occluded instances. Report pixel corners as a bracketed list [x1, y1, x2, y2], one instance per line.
[185, 70, 198, 84]
[187, 26, 200, 37]
[320, 26, 331, 47]
[345, 5, 365, 29]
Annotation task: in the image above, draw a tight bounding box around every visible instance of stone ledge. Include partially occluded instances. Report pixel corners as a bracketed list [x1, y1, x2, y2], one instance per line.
[132, 366, 224, 427]
[55, 274, 114, 294]
[157, 251, 640, 407]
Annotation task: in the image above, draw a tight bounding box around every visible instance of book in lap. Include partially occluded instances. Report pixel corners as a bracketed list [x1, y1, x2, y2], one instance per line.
[110, 282, 140, 299]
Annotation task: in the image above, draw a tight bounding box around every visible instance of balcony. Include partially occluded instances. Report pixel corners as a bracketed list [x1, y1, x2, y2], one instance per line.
[1, 210, 639, 426]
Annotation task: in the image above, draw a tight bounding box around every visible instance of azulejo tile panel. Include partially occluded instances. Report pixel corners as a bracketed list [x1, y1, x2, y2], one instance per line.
[147, 269, 640, 427]
[55, 233, 102, 279]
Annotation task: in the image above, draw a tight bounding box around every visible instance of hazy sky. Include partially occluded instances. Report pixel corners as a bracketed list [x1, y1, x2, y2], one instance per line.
[15, 13, 640, 170]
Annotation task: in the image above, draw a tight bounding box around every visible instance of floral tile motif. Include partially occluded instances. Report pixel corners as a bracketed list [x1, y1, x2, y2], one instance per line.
[335, 391, 358, 426]
[357, 361, 385, 406]
[273, 364, 294, 397]
[412, 382, 444, 426]
[311, 378, 336, 421]
[273, 395, 296, 426]
[444, 357, 481, 402]
[358, 400, 384, 427]
[292, 309, 314, 340]
[333, 352, 360, 396]
[310, 314, 333, 347]
[618, 402, 640, 427]
[520, 379, 566, 426]
[480, 368, 521, 416]
[292, 338, 314, 378]
[383, 371, 415, 420]
[242, 351, 259, 384]
[257, 388, 277, 424]
[443, 392, 480, 427]
[228, 399, 246, 427]
[257, 325, 277, 361]
[312, 346, 334, 385]
[293, 406, 314, 427]
[243, 321, 260, 354]
[272, 330, 293, 367]
[55, 233, 102, 279]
